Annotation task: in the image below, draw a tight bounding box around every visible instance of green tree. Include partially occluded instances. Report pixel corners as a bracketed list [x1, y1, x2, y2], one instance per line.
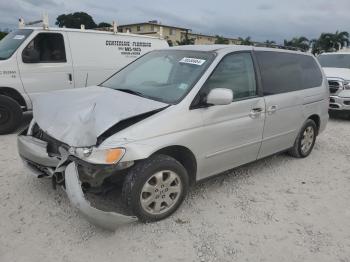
[97, 22, 112, 28]
[55, 12, 97, 29]
[284, 36, 310, 51]
[238, 37, 253, 45]
[0, 31, 7, 40]
[176, 31, 195, 45]
[215, 35, 229, 44]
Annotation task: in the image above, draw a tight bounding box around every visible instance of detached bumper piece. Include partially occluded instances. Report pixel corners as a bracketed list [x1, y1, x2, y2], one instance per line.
[65, 162, 138, 230]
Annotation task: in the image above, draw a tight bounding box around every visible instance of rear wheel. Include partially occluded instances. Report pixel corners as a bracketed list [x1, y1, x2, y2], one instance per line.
[288, 119, 317, 158]
[0, 95, 23, 135]
[122, 154, 189, 222]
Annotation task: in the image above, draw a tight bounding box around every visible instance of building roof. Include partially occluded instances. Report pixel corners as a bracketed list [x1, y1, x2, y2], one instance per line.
[118, 22, 190, 31]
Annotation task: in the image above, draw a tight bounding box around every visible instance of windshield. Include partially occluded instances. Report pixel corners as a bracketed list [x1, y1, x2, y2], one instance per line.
[0, 29, 33, 60]
[318, 54, 350, 69]
[101, 50, 215, 104]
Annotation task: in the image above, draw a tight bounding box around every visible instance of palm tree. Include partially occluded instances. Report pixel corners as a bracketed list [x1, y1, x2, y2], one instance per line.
[284, 37, 310, 52]
[238, 37, 252, 46]
[333, 31, 349, 50]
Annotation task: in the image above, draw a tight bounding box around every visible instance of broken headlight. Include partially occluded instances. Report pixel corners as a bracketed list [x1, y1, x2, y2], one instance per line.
[72, 147, 125, 165]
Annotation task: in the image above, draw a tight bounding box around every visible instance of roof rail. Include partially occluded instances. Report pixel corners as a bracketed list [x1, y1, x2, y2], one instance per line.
[252, 42, 303, 51]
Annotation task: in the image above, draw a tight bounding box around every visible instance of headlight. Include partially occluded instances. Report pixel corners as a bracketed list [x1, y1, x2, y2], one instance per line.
[73, 147, 125, 165]
[343, 81, 350, 90]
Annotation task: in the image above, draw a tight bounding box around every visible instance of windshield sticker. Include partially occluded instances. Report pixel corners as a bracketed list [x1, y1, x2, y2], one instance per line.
[13, 35, 25, 40]
[179, 57, 206, 66]
[178, 83, 188, 90]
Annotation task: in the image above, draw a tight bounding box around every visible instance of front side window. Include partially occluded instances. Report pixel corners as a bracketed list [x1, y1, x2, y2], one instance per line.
[22, 33, 66, 63]
[318, 54, 350, 69]
[202, 52, 257, 100]
[0, 29, 33, 60]
[102, 50, 215, 104]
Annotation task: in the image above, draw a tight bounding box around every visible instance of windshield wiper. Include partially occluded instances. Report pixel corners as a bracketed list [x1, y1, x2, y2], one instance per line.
[114, 88, 147, 98]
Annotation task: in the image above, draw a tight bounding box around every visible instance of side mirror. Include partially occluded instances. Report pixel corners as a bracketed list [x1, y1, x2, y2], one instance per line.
[206, 88, 233, 106]
[22, 48, 40, 63]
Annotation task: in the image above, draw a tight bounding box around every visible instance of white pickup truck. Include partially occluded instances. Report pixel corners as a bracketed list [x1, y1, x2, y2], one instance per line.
[318, 52, 350, 118]
[0, 23, 168, 134]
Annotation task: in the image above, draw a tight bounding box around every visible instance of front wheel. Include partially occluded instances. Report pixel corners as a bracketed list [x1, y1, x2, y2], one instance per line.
[0, 95, 23, 135]
[122, 154, 189, 222]
[288, 119, 317, 158]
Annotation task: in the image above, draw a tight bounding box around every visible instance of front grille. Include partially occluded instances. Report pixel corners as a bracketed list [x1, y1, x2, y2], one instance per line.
[330, 98, 335, 103]
[344, 101, 350, 105]
[32, 124, 68, 155]
[328, 80, 341, 94]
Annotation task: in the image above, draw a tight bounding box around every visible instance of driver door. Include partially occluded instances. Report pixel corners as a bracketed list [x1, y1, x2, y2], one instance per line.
[17, 31, 74, 95]
[195, 52, 266, 179]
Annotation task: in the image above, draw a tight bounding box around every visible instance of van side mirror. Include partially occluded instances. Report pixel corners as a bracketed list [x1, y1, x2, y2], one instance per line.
[206, 88, 233, 106]
[22, 48, 40, 63]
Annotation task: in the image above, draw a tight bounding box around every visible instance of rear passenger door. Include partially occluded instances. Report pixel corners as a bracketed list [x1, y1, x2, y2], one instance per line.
[196, 52, 266, 178]
[255, 51, 306, 158]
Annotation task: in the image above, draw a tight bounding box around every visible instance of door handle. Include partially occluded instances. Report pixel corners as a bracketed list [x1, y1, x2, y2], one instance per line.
[68, 73, 73, 84]
[249, 107, 263, 119]
[267, 105, 278, 115]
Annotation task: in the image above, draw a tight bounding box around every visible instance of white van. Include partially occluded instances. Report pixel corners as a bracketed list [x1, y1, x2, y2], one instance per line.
[0, 26, 168, 134]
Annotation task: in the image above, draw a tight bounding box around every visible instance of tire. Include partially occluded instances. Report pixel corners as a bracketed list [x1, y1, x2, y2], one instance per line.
[288, 119, 317, 158]
[122, 154, 189, 222]
[0, 95, 23, 135]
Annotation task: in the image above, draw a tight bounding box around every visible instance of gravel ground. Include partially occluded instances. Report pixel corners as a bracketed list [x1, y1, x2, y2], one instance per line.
[1, 115, 350, 262]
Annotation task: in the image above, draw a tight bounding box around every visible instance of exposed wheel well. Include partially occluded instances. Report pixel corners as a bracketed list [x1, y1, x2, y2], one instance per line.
[0, 87, 26, 110]
[152, 146, 197, 185]
[308, 114, 320, 135]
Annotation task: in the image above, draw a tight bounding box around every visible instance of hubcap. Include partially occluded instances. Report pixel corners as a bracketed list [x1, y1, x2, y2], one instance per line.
[0, 106, 10, 125]
[301, 126, 314, 154]
[140, 170, 182, 215]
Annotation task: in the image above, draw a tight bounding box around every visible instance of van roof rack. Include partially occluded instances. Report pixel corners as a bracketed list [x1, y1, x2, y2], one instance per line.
[19, 13, 49, 30]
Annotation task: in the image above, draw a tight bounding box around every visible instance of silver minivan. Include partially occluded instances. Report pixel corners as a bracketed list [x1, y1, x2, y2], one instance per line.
[17, 45, 329, 229]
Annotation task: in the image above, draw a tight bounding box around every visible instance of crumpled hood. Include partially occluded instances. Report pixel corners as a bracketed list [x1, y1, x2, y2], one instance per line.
[32, 86, 167, 147]
[323, 67, 350, 80]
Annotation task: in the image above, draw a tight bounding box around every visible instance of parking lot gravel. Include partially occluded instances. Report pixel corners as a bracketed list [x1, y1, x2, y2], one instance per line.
[0, 115, 349, 262]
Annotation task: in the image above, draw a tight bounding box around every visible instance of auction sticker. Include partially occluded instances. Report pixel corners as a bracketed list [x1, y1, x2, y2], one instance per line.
[13, 35, 25, 40]
[179, 57, 206, 65]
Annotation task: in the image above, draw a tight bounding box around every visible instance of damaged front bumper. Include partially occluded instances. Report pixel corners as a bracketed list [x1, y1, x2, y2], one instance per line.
[18, 134, 138, 230]
[65, 162, 137, 230]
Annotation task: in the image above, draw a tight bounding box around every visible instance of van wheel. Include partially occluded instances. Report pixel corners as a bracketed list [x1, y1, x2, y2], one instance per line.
[122, 154, 189, 222]
[288, 119, 317, 158]
[0, 95, 23, 135]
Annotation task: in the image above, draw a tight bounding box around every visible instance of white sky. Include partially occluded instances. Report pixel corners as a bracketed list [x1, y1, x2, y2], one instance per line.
[0, 0, 349, 44]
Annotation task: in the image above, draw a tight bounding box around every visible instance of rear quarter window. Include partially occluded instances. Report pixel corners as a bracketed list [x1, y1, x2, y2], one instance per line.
[256, 51, 322, 95]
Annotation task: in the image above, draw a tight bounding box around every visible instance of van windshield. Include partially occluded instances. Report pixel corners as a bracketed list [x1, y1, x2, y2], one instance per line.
[101, 50, 215, 104]
[318, 54, 350, 69]
[0, 29, 33, 60]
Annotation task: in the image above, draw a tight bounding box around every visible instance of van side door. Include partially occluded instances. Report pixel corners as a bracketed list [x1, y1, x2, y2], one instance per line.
[255, 51, 307, 158]
[195, 52, 266, 179]
[17, 31, 74, 95]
